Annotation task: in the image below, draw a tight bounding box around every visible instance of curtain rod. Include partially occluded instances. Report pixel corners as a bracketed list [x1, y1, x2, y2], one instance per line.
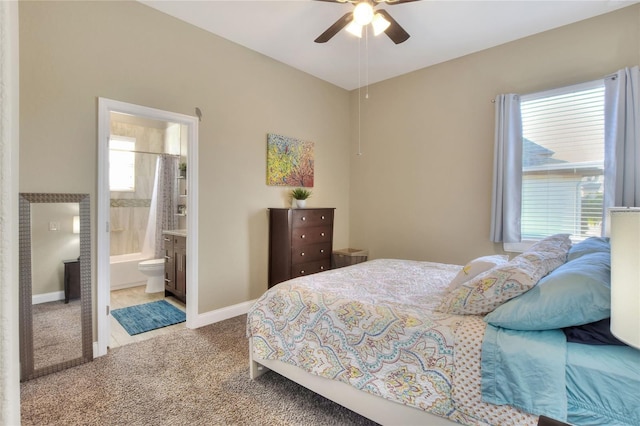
[110, 148, 180, 157]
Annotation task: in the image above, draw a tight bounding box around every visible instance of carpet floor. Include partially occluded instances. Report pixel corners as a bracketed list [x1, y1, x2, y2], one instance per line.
[21, 314, 379, 426]
[32, 300, 82, 370]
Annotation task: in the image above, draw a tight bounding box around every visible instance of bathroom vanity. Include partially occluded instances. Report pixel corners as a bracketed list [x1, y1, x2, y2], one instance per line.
[162, 230, 186, 303]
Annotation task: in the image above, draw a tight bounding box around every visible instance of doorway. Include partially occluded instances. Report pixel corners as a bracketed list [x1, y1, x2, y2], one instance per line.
[96, 98, 199, 357]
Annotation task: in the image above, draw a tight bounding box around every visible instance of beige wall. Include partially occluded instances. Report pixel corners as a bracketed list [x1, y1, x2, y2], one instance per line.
[19, 1, 351, 313]
[349, 5, 640, 266]
[19, 2, 640, 315]
[31, 203, 80, 296]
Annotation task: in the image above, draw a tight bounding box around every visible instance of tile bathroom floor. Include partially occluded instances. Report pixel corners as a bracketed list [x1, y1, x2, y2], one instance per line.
[109, 285, 186, 349]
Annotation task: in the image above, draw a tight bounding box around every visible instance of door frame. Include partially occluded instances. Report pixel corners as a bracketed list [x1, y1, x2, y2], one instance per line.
[96, 98, 199, 357]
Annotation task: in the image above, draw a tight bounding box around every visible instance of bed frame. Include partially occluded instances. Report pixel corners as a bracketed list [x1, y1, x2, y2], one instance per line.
[249, 340, 457, 426]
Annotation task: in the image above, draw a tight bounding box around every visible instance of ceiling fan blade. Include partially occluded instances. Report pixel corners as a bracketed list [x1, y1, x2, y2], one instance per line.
[314, 12, 354, 43]
[376, 9, 410, 44]
[377, 0, 421, 4]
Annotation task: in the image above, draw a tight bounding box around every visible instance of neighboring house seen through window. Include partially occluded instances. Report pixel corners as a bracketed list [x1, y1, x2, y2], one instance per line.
[520, 80, 605, 242]
[109, 136, 136, 192]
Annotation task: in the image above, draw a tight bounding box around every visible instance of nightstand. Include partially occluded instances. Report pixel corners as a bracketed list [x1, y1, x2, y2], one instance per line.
[63, 259, 81, 303]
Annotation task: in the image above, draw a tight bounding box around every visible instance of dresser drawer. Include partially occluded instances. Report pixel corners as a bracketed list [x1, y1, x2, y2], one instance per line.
[291, 209, 333, 228]
[292, 225, 332, 246]
[291, 242, 331, 264]
[291, 259, 331, 278]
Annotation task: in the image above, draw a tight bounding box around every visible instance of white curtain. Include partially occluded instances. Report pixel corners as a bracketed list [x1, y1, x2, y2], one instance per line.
[490, 94, 523, 243]
[604, 66, 640, 215]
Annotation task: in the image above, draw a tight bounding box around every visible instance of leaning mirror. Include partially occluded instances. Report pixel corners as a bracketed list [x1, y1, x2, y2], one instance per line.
[19, 193, 92, 381]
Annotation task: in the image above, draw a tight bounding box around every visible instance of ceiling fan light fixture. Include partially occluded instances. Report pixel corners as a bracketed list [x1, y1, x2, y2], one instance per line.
[371, 13, 390, 36]
[345, 21, 363, 38]
[353, 2, 374, 26]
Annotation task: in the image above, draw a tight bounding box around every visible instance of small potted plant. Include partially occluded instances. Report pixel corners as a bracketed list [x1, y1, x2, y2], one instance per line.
[291, 188, 311, 208]
[179, 162, 187, 178]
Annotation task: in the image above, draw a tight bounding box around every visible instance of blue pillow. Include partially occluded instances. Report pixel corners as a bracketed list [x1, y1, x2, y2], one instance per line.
[484, 251, 611, 330]
[567, 237, 609, 261]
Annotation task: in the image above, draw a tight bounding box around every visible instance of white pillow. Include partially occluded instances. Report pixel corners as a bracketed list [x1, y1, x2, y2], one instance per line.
[446, 254, 509, 292]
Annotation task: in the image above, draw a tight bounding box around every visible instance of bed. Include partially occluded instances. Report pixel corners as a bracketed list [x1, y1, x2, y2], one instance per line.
[246, 235, 640, 426]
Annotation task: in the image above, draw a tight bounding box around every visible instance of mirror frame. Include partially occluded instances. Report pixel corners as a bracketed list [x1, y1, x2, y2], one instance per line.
[19, 193, 92, 381]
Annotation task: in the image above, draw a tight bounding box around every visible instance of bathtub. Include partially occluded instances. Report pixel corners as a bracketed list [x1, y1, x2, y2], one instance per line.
[110, 252, 152, 290]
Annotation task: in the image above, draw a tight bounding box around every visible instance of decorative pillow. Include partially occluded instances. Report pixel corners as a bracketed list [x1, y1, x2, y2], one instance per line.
[438, 234, 571, 315]
[563, 318, 626, 346]
[526, 233, 573, 255]
[567, 236, 610, 261]
[484, 250, 611, 330]
[446, 255, 510, 292]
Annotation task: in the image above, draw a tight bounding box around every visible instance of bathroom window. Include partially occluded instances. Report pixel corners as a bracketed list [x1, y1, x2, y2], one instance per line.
[109, 136, 136, 192]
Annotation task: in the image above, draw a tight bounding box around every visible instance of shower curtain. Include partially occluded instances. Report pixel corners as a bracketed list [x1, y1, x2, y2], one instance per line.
[142, 155, 178, 259]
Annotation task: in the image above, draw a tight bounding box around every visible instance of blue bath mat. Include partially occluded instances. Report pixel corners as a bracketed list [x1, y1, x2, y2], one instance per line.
[112, 300, 185, 336]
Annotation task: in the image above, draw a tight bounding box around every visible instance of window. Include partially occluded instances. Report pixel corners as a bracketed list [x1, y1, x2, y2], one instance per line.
[109, 136, 136, 192]
[520, 80, 605, 242]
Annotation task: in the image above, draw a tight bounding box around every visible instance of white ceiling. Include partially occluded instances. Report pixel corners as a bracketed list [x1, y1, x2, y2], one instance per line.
[139, 0, 638, 90]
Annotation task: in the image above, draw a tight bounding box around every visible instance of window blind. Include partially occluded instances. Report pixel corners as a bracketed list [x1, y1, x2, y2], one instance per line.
[520, 81, 605, 241]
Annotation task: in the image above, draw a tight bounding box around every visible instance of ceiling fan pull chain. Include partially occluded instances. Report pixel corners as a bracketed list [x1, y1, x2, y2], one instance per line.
[358, 36, 363, 155]
[365, 26, 370, 99]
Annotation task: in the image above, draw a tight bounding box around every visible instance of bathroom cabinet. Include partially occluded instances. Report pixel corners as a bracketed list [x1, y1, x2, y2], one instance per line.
[268, 208, 335, 288]
[163, 234, 186, 303]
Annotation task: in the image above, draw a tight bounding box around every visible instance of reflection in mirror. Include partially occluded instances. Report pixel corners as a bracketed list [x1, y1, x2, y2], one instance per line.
[19, 193, 92, 381]
[31, 203, 82, 370]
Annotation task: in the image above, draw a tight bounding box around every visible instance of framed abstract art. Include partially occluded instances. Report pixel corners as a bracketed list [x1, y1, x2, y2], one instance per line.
[266, 133, 314, 187]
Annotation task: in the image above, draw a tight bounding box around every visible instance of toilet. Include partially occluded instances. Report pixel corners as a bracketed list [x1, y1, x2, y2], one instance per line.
[138, 259, 165, 293]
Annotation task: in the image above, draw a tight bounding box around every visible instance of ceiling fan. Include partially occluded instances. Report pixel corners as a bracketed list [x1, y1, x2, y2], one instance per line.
[314, 0, 420, 45]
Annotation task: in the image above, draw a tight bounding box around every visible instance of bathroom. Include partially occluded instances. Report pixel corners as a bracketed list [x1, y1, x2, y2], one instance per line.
[108, 112, 187, 345]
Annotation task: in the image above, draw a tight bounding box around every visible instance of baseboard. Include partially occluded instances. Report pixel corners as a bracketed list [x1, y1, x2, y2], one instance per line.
[191, 299, 256, 328]
[32, 291, 64, 305]
[110, 281, 146, 291]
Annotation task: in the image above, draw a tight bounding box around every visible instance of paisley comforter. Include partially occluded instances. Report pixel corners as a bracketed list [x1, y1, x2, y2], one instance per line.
[246, 259, 537, 425]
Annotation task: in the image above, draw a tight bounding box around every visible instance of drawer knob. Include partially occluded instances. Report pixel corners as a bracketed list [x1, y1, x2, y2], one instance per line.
[320, 249, 324, 253]
[301, 217, 306, 221]
[301, 252, 305, 256]
[320, 266, 325, 270]
[300, 270, 305, 274]
[321, 215, 325, 220]
[321, 232, 325, 237]
[301, 234, 306, 239]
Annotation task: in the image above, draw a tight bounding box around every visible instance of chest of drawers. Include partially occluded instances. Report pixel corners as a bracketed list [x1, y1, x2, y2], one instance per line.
[268, 208, 335, 288]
